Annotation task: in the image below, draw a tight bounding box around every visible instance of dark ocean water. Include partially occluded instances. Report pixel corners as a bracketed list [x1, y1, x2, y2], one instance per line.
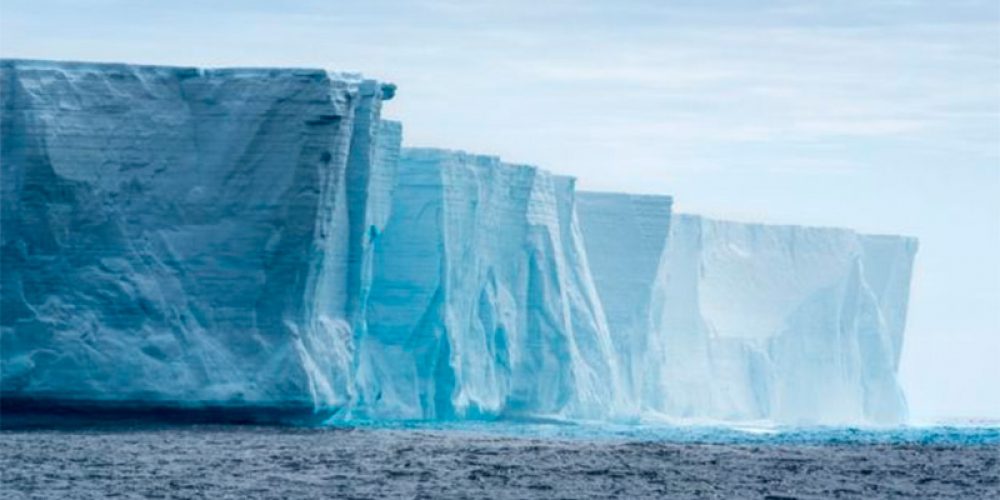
[2, 424, 998, 499]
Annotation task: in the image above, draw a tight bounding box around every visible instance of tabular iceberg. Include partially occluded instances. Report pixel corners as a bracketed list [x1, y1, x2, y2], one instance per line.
[0, 59, 918, 425]
[1, 59, 395, 411]
[647, 216, 917, 425]
[349, 149, 621, 420]
[575, 202, 918, 425]
[576, 192, 672, 413]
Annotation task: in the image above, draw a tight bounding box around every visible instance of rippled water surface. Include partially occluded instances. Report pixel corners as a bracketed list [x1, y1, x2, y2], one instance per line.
[2, 424, 998, 499]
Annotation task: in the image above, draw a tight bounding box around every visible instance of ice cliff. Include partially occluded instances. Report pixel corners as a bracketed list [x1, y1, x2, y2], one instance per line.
[1, 59, 396, 410]
[576, 201, 917, 425]
[0, 60, 918, 425]
[576, 193, 673, 414]
[649, 217, 917, 425]
[350, 149, 621, 420]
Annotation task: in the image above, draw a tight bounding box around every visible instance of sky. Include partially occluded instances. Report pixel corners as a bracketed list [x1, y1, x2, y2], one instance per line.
[2, 0, 998, 422]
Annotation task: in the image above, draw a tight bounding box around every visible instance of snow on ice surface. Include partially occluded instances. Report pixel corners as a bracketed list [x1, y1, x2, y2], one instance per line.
[1, 60, 919, 426]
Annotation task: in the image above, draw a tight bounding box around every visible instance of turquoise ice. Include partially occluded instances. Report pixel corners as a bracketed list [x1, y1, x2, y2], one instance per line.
[0, 60, 917, 425]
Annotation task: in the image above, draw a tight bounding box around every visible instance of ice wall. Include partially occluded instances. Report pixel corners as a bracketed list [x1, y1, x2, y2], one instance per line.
[349, 149, 622, 420]
[0, 59, 394, 410]
[657, 216, 917, 424]
[576, 210, 918, 425]
[576, 192, 672, 411]
[1, 59, 920, 426]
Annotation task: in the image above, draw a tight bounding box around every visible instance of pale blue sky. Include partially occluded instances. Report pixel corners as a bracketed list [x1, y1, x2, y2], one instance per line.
[2, 0, 998, 421]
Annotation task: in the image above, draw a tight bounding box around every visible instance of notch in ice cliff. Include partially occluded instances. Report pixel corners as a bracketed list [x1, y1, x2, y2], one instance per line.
[0, 60, 918, 425]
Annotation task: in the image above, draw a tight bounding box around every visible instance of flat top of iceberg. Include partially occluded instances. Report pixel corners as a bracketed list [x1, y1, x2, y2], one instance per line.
[1, 58, 397, 99]
[578, 190, 674, 205]
[401, 147, 556, 176]
[675, 212, 918, 244]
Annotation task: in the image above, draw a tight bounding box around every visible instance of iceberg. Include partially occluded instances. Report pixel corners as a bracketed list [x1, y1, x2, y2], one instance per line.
[575, 202, 918, 425]
[0, 59, 918, 425]
[0, 59, 396, 411]
[576, 192, 672, 413]
[647, 216, 917, 425]
[349, 149, 621, 420]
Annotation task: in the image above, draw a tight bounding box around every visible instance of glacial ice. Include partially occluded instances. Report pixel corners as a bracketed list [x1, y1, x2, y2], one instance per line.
[576, 210, 917, 425]
[576, 195, 916, 425]
[0, 59, 918, 425]
[576, 192, 673, 413]
[349, 149, 621, 420]
[1, 59, 396, 409]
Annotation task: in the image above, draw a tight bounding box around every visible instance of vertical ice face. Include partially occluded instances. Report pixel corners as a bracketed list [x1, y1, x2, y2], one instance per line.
[576, 192, 673, 412]
[645, 215, 918, 425]
[576, 202, 917, 425]
[336, 119, 403, 406]
[350, 149, 621, 420]
[1, 59, 920, 425]
[0, 60, 393, 410]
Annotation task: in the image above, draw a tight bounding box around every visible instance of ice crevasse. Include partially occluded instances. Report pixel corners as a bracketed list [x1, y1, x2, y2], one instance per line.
[0, 60, 918, 425]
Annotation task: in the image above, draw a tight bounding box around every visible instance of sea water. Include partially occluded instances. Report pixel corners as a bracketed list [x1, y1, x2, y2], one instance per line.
[2, 422, 997, 499]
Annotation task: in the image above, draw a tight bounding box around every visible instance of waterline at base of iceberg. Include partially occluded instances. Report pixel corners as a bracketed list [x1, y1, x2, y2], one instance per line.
[4, 396, 996, 446]
[323, 420, 1000, 446]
